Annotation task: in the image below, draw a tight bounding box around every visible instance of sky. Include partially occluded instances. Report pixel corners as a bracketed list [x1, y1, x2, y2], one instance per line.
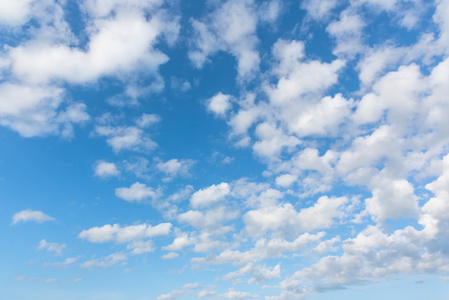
[1, 0, 449, 299]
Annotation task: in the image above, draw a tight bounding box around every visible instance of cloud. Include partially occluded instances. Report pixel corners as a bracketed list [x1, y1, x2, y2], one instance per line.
[115, 182, 159, 203]
[219, 289, 258, 299]
[45, 256, 80, 267]
[0, 0, 34, 26]
[326, 9, 365, 57]
[78, 222, 172, 243]
[135, 113, 161, 128]
[156, 283, 201, 300]
[0, 0, 177, 137]
[161, 252, 179, 259]
[94, 161, 120, 177]
[11, 210, 55, 225]
[37, 239, 66, 255]
[243, 196, 349, 237]
[0, 83, 89, 137]
[156, 158, 194, 181]
[188, 0, 280, 80]
[222, 262, 281, 283]
[190, 182, 231, 208]
[301, 0, 339, 20]
[206, 92, 232, 118]
[80, 252, 128, 269]
[94, 125, 158, 153]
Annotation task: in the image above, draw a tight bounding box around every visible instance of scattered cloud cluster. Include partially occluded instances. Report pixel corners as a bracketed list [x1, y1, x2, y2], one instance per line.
[4, 0, 449, 299]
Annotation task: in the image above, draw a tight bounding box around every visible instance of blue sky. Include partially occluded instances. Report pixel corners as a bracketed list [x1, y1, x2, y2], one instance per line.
[1, 0, 449, 299]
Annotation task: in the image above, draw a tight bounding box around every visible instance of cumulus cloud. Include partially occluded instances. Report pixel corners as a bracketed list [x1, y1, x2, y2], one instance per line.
[188, 0, 280, 80]
[94, 125, 158, 153]
[156, 158, 194, 181]
[156, 283, 201, 300]
[78, 222, 172, 244]
[244, 196, 348, 237]
[190, 182, 231, 208]
[11, 210, 55, 225]
[0, 0, 177, 137]
[219, 289, 258, 299]
[206, 92, 232, 118]
[115, 182, 159, 203]
[94, 161, 120, 177]
[37, 239, 66, 255]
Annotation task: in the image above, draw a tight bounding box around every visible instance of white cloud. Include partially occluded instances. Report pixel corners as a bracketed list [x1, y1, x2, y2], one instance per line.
[80, 252, 128, 269]
[162, 232, 195, 251]
[222, 262, 281, 283]
[135, 113, 160, 128]
[156, 283, 201, 300]
[275, 174, 297, 188]
[193, 232, 324, 266]
[37, 239, 66, 255]
[94, 161, 120, 177]
[326, 9, 365, 57]
[0, 0, 34, 26]
[156, 158, 194, 181]
[45, 256, 80, 267]
[0, 0, 177, 137]
[115, 182, 159, 203]
[95, 125, 158, 153]
[9, 10, 171, 85]
[206, 92, 232, 118]
[365, 178, 419, 223]
[301, 0, 339, 20]
[177, 206, 238, 233]
[126, 240, 154, 255]
[219, 289, 258, 299]
[0, 83, 89, 137]
[188, 0, 276, 79]
[190, 182, 231, 208]
[244, 196, 348, 237]
[198, 290, 217, 298]
[78, 222, 172, 244]
[11, 209, 55, 225]
[161, 252, 179, 259]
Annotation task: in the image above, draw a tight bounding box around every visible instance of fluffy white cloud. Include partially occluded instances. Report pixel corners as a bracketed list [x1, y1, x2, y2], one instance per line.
[156, 283, 201, 300]
[190, 182, 231, 208]
[0, 0, 34, 26]
[244, 196, 348, 237]
[135, 113, 160, 128]
[219, 289, 258, 299]
[37, 239, 66, 255]
[156, 158, 194, 181]
[365, 178, 419, 223]
[177, 206, 238, 233]
[115, 182, 159, 203]
[95, 125, 158, 153]
[326, 9, 365, 57]
[11, 209, 55, 225]
[0, 83, 89, 137]
[222, 262, 281, 283]
[78, 222, 172, 243]
[301, 0, 338, 20]
[161, 252, 179, 259]
[0, 0, 177, 137]
[188, 0, 280, 79]
[275, 174, 297, 188]
[193, 232, 324, 266]
[206, 92, 232, 118]
[94, 161, 120, 177]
